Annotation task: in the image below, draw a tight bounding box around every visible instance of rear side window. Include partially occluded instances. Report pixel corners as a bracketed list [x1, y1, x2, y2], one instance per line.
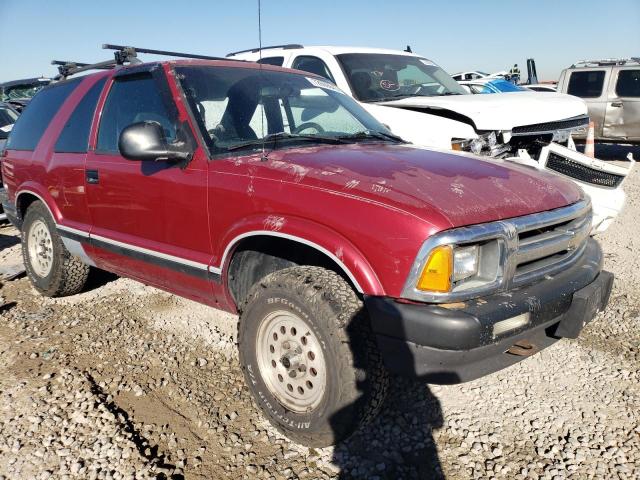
[258, 57, 284, 67]
[616, 70, 640, 97]
[54, 77, 107, 153]
[6, 79, 80, 150]
[97, 74, 177, 153]
[567, 70, 606, 98]
[291, 56, 335, 82]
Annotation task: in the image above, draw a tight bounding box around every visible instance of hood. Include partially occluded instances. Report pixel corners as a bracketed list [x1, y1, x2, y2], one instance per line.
[377, 92, 587, 131]
[252, 143, 583, 229]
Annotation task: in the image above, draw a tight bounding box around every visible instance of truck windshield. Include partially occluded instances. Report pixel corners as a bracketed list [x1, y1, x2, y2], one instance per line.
[176, 66, 396, 153]
[337, 53, 467, 102]
[0, 81, 50, 101]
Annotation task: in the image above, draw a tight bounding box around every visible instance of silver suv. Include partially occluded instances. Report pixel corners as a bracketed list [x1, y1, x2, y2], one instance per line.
[557, 59, 640, 142]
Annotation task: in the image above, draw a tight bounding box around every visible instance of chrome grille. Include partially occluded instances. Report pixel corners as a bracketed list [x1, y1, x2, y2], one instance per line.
[510, 204, 592, 287]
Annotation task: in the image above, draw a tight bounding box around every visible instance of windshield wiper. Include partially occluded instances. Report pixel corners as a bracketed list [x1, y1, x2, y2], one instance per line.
[225, 132, 347, 151]
[337, 130, 406, 143]
[435, 92, 463, 96]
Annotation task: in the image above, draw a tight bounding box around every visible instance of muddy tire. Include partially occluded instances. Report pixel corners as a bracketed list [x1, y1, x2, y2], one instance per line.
[21, 201, 89, 297]
[238, 266, 388, 447]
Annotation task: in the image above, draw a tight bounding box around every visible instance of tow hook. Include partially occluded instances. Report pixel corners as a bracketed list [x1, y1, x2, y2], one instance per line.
[506, 340, 539, 357]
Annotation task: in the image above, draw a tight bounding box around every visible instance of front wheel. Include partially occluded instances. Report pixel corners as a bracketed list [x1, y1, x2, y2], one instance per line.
[238, 266, 388, 447]
[21, 201, 89, 297]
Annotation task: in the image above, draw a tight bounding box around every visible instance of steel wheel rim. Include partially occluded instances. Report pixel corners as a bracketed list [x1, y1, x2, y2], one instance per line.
[27, 219, 53, 278]
[256, 309, 327, 413]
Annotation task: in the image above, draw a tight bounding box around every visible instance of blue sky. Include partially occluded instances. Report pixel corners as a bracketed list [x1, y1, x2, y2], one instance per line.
[1, 0, 638, 82]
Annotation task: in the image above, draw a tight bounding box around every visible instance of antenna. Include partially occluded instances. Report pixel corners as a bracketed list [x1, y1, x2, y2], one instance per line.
[258, 0, 267, 161]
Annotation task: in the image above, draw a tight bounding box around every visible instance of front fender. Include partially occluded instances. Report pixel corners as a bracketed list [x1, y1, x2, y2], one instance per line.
[213, 213, 385, 297]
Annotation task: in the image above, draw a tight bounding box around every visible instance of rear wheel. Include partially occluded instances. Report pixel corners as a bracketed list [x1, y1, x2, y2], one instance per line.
[238, 266, 388, 447]
[21, 201, 89, 297]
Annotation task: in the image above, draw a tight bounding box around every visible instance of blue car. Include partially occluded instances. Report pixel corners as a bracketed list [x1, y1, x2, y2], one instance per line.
[460, 78, 527, 94]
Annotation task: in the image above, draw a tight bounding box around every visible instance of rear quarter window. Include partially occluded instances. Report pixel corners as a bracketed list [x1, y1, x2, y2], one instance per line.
[616, 70, 640, 97]
[567, 70, 606, 98]
[6, 78, 80, 150]
[54, 77, 107, 153]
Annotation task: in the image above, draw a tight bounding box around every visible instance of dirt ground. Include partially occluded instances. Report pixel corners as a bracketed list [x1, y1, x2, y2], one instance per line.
[0, 151, 639, 479]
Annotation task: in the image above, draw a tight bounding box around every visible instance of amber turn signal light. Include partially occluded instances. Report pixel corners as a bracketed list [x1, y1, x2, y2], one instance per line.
[416, 245, 452, 292]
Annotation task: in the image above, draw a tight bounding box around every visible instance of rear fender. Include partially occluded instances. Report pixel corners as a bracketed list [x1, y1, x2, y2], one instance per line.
[15, 184, 62, 224]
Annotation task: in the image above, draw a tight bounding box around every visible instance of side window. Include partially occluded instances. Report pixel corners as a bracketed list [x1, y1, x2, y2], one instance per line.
[291, 56, 335, 83]
[567, 70, 606, 98]
[6, 79, 80, 151]
[616, 70, 640, 97]
[258, 57, 284, 67]
[54, 77, 107, 153]
[97, 74, 176, 153]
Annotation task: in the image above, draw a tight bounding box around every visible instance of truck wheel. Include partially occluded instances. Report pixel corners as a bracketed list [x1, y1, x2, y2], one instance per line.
[21, 201, 89, 297]
[238, 266, 388, 447]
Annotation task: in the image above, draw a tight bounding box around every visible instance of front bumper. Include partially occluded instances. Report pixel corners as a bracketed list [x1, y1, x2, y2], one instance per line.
[365, 239, 613, 384]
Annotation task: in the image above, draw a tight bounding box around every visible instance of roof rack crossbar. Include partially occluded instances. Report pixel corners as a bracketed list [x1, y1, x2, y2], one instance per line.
[571, 58, 640, 67]
[53, 59, 120, 80]
[226, 43, 303, 57]
[103, 44, 234, 62]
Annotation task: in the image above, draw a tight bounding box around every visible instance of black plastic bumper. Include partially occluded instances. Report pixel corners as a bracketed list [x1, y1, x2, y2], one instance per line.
[365, 239, 613, 384]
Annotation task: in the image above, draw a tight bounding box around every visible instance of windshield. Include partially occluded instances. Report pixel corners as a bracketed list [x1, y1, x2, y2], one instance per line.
[337, 53, 467, 102]
[176, 66, 395, 152]
[1, 82, 50, 101]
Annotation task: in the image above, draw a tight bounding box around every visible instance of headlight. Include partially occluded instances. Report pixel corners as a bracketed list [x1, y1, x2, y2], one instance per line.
[416, 244, 481, 293]
[415, 241, 500, 295]
[453, 245, 479, 282]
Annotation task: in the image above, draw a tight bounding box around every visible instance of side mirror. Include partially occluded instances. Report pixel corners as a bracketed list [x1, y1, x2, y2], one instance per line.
[118, 121, 192, 162]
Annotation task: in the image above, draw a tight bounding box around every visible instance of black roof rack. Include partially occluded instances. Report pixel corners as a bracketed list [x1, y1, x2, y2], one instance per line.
[103, 44, 233, 62]
[226, 44, 303, 57]
[53, 43, 243, 80]
[52, 60, 116, 79]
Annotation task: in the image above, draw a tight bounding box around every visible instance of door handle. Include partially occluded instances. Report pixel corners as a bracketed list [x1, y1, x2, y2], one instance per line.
[86, 169, 99, 184]
[611, 101, 623, 107]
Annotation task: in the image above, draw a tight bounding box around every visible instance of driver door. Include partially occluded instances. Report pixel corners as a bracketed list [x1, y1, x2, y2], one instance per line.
[85, 68, 213, 301]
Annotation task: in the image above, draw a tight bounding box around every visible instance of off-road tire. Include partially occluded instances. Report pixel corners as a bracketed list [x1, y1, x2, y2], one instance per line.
[238, 266, 389, 447]
[21, 201, 89, 297]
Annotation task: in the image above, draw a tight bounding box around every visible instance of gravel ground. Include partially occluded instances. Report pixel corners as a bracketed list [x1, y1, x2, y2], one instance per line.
[1, 157, 639, 479]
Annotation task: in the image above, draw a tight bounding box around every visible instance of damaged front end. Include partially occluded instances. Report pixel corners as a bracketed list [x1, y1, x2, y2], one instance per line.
[451, 114, 634, 234]
[452, 114, 591, 161]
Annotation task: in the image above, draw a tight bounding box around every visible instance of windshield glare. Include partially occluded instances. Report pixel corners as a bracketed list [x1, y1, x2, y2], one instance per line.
[337, 53, 467, 102]
[176, 66, 390, 152]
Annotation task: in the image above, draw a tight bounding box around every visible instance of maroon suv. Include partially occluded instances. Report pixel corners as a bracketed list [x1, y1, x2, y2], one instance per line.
[0, 57, 613, 446]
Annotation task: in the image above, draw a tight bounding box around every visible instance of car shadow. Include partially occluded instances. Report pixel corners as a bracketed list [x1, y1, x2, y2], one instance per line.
[0, 231, 20, 251]
[84, 267, 120, 291]
[329, 303, 446, 479]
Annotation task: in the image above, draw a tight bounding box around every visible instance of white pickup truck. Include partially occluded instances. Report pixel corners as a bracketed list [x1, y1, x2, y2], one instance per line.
[227, 45, 633, 233]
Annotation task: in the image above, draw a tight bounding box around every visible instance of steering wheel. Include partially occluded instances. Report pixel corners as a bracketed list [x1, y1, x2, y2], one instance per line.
[293, 122, 325, 134]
